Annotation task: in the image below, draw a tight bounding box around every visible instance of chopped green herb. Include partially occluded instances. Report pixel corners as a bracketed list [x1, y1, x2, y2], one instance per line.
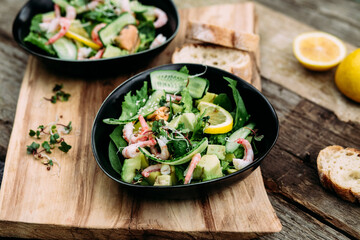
[27, 142, 40, 154]
[42, 141, 52, 153]
[45, 83, 71, 104]
[58, 141, 72, 153]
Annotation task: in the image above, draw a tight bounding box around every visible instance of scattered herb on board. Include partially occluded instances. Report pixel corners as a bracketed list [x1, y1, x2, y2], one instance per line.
[44, 83, 71, 103]
[26, 121, 73, 173]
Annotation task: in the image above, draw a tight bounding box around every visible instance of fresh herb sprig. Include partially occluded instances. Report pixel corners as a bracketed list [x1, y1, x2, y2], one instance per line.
[44, 84, 71, 104]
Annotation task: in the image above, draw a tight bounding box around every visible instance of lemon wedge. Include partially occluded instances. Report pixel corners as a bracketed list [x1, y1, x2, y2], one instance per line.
[335, 49, 360, 103]
[197, 102, 233, 134]
[293, 32, 346, 71]
[65, 31, 101, 50]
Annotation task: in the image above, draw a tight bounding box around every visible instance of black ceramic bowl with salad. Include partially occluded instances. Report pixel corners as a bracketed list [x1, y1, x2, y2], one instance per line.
[91, 64, 279, 199]
[12, 0, 179, 76]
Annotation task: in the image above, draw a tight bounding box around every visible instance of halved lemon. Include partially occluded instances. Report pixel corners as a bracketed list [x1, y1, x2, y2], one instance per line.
[197, 102, 233, 134]
[293, 32, 346, 71]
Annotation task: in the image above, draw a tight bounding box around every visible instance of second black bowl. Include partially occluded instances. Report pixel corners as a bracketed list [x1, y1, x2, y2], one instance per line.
[12, 0, 179, 77]
[92, 64, 279, 199]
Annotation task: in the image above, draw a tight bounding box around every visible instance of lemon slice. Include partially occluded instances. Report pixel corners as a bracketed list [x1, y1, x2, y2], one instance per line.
[293, 32, 346, 71]
[65, 31, 101, 50]
[197, 102, 233, 134]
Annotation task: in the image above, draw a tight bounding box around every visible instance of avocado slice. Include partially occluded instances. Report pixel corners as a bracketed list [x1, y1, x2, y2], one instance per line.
[146, 171, 161, 185]
[121, 155, 142, 183]
[207, 144, 226, 160]
[154, 175, 172, 186]
[167, 113, 197, 131]
[198, 155, 223, 181]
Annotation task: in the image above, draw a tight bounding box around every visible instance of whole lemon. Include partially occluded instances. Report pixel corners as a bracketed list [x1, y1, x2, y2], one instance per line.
[335, 49, 360, 103]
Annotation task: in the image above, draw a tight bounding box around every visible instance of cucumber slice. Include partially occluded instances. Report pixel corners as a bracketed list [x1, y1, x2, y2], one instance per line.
[103, 45, 129, 58]
[139, 138, 208, 165]
[225, 123, 255, 153]
[130, 1, 154, 13]
[150, 70, 209, 99]
[99, 12, 136, 46]
[52, 37, 77, 60]
[103, 90, 165, 124]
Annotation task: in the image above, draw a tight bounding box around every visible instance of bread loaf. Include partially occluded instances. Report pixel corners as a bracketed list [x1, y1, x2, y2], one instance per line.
[317, 145, 360, 203]
[186, 21, 260, 52]
[172, 43, 252, 83]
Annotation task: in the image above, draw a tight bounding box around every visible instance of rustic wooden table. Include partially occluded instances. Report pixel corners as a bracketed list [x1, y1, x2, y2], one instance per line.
[1, 0, 359, 239]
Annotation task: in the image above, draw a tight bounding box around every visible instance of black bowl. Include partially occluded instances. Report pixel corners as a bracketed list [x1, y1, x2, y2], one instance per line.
[92, 64, 279, 199]
[12, 0, 179, 77]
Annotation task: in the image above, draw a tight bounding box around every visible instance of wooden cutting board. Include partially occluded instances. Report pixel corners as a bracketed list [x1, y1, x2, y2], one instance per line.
[0, 3, 281, 239]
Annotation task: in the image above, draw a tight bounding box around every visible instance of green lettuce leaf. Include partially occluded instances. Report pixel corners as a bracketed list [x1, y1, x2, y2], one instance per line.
[137, 21, 155, 51]
[119, 81, 148, 120]
[24, 32, 56, 56]
[180, 88, 193, 113]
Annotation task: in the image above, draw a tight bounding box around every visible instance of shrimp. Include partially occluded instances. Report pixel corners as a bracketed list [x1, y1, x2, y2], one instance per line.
[150, 34, 167, 49]
[184, 153, 201, 184]
[46, 18, 71, 45]
[142, 164, 162, 177]
[122, 122, 148, 144]
[146, 106, 170, 121]
[91, 23, 107, 47]
[65, 5, 77, 20]
[232, 138, 254, 170]
[54, 4, 61, 18]
[153, 8, 168, 28]
[77, 47, 92, 60]
[89, 49, 105, 60]
[120, 0, 131, 13]
[138, 115, 150, 134]
[166, 94, 182, 102]
[122, 139, 156, 159]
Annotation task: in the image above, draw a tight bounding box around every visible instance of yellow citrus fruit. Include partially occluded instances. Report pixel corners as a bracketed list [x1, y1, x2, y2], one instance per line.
[335, 49, 360, 103]
[65, 31, 101, 50]
[197, 102, 233, 134]
[293, 32, 346, 71]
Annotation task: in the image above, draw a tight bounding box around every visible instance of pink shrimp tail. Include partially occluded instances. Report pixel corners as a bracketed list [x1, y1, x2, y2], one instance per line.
[235, 138, 254, 162]
[54, 4, 61, 18]
[184, 153, 201, 184]
[90, 49, 105, 60]
[138, 115, 149, 133]
[46, 18, 71, 45]
[65, 5, 77, 20]
[91, 23, 106, 47]
[142, 164, 162, 178]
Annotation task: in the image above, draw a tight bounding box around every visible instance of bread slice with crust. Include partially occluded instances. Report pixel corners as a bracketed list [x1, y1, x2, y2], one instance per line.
[317, 145, 360, 203]
[172, 43, 252, 83]
[186, 21, 260, 52]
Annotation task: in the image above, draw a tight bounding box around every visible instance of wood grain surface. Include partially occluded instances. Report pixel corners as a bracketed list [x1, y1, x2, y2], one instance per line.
[0, 3, 282, 239]
[1, 0, 360, 239]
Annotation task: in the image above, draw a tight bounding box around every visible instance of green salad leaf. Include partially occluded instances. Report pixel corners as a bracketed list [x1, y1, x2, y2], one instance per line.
[137, 21, 156, 51]
[224, 77, 249, 130]
[119, 81, 148, 121]
[109, 125, 128, 150]
[213, 93, 233, 112]
[24, 32, 56, 56]
[108, 141, 122, 175]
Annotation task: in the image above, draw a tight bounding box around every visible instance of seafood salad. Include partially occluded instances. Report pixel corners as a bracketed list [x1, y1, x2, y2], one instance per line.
[24, 0, 168, 60]
[103, 66, 263, 186]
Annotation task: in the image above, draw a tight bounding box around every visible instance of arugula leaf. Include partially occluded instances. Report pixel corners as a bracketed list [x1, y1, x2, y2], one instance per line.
[213, 93, 233, 112]
[224, 77, 249, 130]
[58, 141, 72, 153]
[50, 133, 60, 144]
[119, 81, 148, 120]
[152, 120, 166, 135]
[233, 146, 244, 159]
[167, 140, 188, 158]
[175, 165, 186, 184]
[159, 96, 167, 106]
[179, 66, 189, 74]
[42, 141, 52, 153]
[220, 160, 230, 174]
[208, 134, 228, 145]
[180, 88, 193, 113]
[27, 142, 40, 154]
[109, 141, 122, 175]
[190, 113, 210, 141]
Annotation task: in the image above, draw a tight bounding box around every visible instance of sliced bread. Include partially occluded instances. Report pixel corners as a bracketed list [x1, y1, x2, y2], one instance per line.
[317, 145, 360, 203]
[186, 21, 260, 52]
[172, 43, 252, 83]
